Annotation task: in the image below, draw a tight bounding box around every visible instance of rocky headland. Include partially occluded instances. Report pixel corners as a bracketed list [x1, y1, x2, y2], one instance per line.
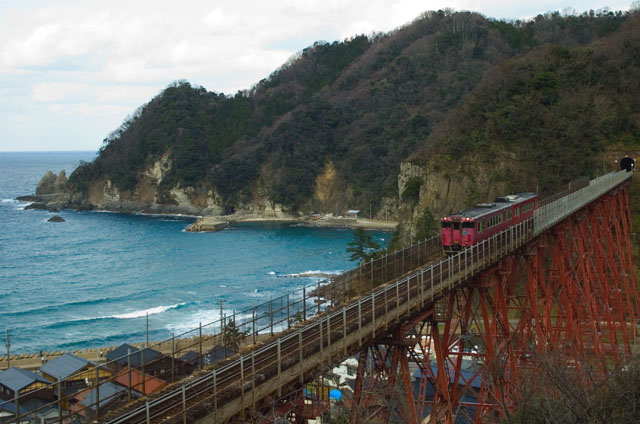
[21, 170, 398, 232]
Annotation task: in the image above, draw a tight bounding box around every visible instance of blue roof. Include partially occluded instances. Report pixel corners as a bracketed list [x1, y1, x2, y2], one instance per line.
[80, 382, 129, 411]
[0, 367, 49, 392]
[106, 343, 162, 368]
[0, 397, 57, 415]
[40, 352, 93, 380]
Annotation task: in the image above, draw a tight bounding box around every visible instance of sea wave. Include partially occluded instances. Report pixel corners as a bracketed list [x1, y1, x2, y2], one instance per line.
[106, 302, 189, 319]
[278, 269, 343, 278]
[41, 302, 194, 331]
[0, 295, 141, 318]
[0, 290, 160, 316]
[42, 316, 114, 330]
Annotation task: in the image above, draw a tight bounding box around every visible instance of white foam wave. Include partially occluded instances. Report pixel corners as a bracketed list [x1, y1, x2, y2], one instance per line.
[165, 308, 255, 336]
[267, 271, 276, 275]
[165, 309, 224, 335]
[107, 302, 186, 319]
[280, 270, 343, 278]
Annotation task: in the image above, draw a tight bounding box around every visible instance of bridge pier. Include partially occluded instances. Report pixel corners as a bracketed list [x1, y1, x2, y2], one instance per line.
[349, 182, 638, 423]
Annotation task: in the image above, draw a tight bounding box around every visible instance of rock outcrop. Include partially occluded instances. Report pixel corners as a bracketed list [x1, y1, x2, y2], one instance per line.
[47, 215, 65, 222]
[36, 171, 58, 195]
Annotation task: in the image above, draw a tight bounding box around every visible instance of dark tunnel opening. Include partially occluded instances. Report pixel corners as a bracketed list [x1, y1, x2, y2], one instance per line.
[620, 157, 635, 172]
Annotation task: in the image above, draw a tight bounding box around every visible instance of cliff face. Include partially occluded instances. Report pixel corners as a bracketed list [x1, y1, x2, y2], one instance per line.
[27, 11, 638, 236]
[394, 158, 513, 245]
[389, 13, 640, 246]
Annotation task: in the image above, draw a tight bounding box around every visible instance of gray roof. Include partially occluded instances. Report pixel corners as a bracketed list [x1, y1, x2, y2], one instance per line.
[0, 397, 57, 416]
[106, 343, 163, 368]
[80, 382, 130, 411]
[40, 352, 92, 381]
[0, 367, 49, 392]
[179, 345, 235, 367]
[206, 345, 235, 364]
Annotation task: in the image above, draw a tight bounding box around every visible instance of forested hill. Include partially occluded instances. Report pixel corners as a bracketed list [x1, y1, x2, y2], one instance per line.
[67, 9, 638, 220]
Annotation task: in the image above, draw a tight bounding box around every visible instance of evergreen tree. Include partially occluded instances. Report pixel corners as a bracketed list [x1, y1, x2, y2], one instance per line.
[346, 228, 381, 263]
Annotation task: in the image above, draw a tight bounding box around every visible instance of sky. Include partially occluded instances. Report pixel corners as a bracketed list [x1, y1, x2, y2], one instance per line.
[0, 0, 635, 152]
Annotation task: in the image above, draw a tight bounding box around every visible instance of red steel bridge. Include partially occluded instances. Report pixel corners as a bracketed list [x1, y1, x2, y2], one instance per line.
[102, 170, 636, 424]
[3, 170, 636, 424]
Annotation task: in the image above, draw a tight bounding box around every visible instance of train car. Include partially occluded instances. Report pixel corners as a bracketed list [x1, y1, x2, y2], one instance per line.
[441, 192, 539, 254]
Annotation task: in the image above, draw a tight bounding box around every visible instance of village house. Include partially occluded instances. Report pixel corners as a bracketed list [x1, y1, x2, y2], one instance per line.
[112, 368, 167, 396]
[70, 381, 135, 421]
[0, 367, 52, 402]
[106, 343, 193, 381]
[40, 352, 112, 409]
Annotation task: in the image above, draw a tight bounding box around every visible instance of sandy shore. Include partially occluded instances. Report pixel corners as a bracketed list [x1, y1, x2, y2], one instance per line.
[186, 214, 398, 232]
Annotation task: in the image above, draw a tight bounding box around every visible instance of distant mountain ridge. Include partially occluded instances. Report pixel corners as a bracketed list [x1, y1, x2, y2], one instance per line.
[48, 9, 638, 242]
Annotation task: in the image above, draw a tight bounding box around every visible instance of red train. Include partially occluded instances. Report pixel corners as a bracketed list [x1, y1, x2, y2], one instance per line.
[441, 192, 540, 254]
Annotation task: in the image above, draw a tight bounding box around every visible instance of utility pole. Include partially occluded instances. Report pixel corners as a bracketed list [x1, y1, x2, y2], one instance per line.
[146, 312, 149, 347]
[5, 328, 9, 368]
[219, 299, 225, 331]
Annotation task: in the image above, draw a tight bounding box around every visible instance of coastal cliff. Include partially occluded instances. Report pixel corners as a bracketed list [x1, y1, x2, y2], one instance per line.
[23, 11, 640, 242]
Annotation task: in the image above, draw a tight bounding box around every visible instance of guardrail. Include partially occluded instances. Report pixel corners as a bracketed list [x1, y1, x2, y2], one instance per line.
[0, 217, 442, 424]
[1, 171, 631, 424]
[103, 170, 633, 423]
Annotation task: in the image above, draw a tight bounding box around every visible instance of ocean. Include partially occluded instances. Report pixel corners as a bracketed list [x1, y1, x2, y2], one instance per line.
[0, 152, 388, 354]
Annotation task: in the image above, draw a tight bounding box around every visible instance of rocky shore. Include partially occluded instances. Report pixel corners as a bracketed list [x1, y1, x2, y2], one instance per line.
[20, 170, 398, 233]
[185, 214, 397, 232]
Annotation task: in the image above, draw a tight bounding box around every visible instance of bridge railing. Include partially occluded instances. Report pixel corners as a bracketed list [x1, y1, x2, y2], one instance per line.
[4, 171, 632, 424]
[0, 222, 443, 424]
[535, 170, 631, 236]
[104, 171, 634, 423]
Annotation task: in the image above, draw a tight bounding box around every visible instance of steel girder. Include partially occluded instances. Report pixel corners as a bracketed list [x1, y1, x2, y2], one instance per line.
[349, 185, 638, 424]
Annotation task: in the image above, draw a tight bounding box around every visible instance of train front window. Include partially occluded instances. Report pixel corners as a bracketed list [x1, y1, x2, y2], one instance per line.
[462, 222, 474, 228]
[453, 222, 460, 230]
[442, 221, 451, 228]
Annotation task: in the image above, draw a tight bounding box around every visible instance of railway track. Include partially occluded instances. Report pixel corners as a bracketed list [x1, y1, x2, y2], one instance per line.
[106, 233, 515, 424]
[104, 170, 632, 424]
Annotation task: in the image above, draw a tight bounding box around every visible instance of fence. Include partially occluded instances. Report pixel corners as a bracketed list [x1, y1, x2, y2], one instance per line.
[0, 218, 443, 423]
[101, 170, 632, 424]
[1, 171, 631, 424]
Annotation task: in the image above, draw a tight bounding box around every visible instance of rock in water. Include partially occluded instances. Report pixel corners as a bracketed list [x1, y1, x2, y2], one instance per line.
[54, 170, 67, 192]
[47, 215, 65, 222]
[36, 171, 58, 195]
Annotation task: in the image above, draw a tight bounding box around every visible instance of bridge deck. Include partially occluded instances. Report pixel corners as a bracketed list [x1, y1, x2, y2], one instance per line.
[93, 171, 637, 423]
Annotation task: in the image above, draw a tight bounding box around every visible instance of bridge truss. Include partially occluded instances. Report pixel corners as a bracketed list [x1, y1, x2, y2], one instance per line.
[351, 179, 639, 423]
[36, 170, 630, 424]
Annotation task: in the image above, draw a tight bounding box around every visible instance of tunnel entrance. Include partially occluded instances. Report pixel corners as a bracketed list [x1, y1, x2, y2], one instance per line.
[620, 157, 635, 172]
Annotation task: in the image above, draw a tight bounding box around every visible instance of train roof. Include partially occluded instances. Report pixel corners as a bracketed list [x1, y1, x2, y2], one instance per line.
[444, 192, 537, 220]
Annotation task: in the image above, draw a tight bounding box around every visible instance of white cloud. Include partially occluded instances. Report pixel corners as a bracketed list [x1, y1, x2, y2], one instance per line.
[0, 0, 633, 151]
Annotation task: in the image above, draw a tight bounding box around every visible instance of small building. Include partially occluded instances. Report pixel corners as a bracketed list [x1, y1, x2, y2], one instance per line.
[70, 381, 136, 420]
[346, 210, 360, 218]
[106, 344, 162, 371]
[180, 345, 235, 369]
[0, 367, 52, 402]
[106, 344, 193, 381]
[40, 352, 112, 408]
[112, 368, 167, 396]
[0, 397, 58, 424]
